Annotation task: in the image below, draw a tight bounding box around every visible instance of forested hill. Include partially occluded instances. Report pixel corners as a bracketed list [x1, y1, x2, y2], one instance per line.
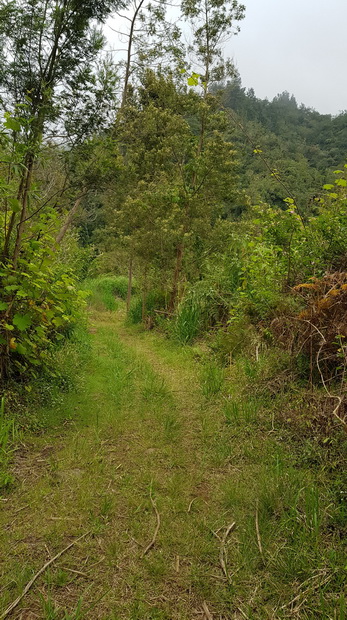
[219, 77, 347, 211]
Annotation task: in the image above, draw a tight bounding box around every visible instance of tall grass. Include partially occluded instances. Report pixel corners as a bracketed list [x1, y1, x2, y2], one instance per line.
[0, 396, 19, 489]
[127, 290, 167, 325]
[83, 276, 135, 311]
[174, 281, 228, 343]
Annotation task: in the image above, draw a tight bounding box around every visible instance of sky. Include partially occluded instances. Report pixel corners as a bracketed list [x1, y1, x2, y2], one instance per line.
[228, 0, 347, 115]
[106, 0, 347, 116]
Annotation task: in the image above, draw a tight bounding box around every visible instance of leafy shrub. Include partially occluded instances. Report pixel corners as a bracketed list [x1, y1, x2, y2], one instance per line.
[0, 257, 87, 382]
[84, 275, 135, 310]
[174, 280, 229, 343]
[128, 290, 167, 325]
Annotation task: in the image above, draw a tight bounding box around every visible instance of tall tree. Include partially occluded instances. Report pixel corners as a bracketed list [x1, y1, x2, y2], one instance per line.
[0, 0, 123, 265]
[182, 0, 245, 94]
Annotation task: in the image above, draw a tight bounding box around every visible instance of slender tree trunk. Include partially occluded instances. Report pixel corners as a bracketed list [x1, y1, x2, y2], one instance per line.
[169, 241, 184, 312]
[54, 192, 86, 246]
[2, 172, 26, 261]
[126, 255, 133, 313]
[141, 267, 148, 323]
[121, 0, 145, 109]
[12, 157, 35, 268]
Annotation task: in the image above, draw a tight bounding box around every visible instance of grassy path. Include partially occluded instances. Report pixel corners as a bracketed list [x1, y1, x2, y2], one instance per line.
[0, 309, 345, 619]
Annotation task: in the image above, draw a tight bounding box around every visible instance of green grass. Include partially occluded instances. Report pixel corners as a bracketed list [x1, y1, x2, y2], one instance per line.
[0, 307, 345, 619]
[83, 275, 135, 311]
[0, 396, 19, 489]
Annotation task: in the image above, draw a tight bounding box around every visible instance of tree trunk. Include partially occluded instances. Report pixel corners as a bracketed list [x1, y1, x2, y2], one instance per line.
[126, 255, 133, 313]
[121, 0, 145, 109]
[54, 192, 86, 247]
[12, 157, 35, 268]
[169, 241, 184, 312]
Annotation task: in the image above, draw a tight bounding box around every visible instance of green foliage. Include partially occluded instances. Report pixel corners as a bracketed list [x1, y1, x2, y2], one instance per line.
[128, 290, 167, 325]
[0, 396, 21, 489]
[174, 280, 228, 343]
[84, 275, 134, 311]
[0, 257, 86, 381]
[201, 360, 224, 398]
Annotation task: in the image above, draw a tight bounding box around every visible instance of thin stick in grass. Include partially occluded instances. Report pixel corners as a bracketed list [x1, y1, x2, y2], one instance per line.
[0, 532, 90, 620]
[142, 491, 160, 556]
[255, 500, 265, 563]
[202, 601, 213, 619]
[219, 522, 236, 583]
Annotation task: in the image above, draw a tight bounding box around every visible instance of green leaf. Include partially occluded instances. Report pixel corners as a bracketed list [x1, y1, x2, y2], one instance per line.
[8, 198, 21, 213]
[187, 76, 198, 86]
[4, 116, 21, 132]
[323, 184, 334, 190]
[5, 285, 18, 291]
[12, 313, 32, 331]
[0, 302, 8, 311]
[336, 178, 347, 187]
[16, 343, 27, 355]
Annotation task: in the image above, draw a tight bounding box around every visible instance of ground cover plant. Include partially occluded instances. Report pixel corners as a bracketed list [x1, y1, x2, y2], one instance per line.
[1, 0, 347, 616]
[0, 303, 346, 618]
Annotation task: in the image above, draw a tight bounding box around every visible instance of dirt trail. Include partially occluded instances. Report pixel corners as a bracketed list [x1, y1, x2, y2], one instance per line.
[2, 311, 337, 619]
[0, 311, 244, 620]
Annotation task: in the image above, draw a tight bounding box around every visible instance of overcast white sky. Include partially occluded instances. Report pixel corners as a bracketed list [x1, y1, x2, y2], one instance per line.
[227, 0, 347, 115]
[106, 0, 347, 116]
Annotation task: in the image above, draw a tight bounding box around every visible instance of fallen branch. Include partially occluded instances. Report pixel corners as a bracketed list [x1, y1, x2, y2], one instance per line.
[187, 497, 198, 513]
[0, 532, 90, 619]
[296, 318, 347, 430]
[255, 500, 265, 563]
[202, 601, 213, 619]
[219, 522, 236, 583]
[281, 572, 332, 610]
[142, 492, 160, 556]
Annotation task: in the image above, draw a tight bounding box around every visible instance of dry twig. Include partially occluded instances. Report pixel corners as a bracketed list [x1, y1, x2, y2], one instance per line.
[187, 497, 198, 513]
[142, 491, 160, 556]
[255, 500, 265, 563]
[202, 601, 213, 619]
[219, 522, 236, 583]
[0, 532, 90, 619]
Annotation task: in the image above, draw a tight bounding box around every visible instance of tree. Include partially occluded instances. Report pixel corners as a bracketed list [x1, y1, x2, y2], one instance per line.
[182, 0, 245, 94]
[110, 0, 183, 108]
[0, 0, 123, 266]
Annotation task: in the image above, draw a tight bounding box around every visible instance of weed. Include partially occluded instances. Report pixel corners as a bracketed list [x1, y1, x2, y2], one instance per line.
[0, 396, 18, 490]
[83, 275, 134, 311]
[201, 361, 224, 398]
[40, 594, 84, 619]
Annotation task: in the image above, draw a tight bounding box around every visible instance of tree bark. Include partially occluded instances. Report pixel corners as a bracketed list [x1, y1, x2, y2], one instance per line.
[12, 157, 35, 268]
[126, 255, 133, 313]
[121, 0, 146, 109]
[54, 192, 86, 247]
[169, 241, 184, 312]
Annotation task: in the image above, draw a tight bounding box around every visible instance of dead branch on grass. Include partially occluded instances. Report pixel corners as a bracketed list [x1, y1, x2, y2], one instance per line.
[281, 572, 333, 611]
[255, 500, 265, 563]
[142, 491, 160, 556]
[219, 522, 236, 583]
[187, 497, 198, 512]
[0, 532, 90, 619]
[202, 601, 214, 619]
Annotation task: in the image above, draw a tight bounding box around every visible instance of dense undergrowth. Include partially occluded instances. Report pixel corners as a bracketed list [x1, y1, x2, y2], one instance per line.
[0, 323, 91, 489]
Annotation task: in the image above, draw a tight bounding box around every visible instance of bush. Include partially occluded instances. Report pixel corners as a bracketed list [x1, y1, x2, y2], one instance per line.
[174, 281, 229, 344]
[127, 290, 167, 325]
[84, 275, 135, 310]
[0, 257, 87, 382]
